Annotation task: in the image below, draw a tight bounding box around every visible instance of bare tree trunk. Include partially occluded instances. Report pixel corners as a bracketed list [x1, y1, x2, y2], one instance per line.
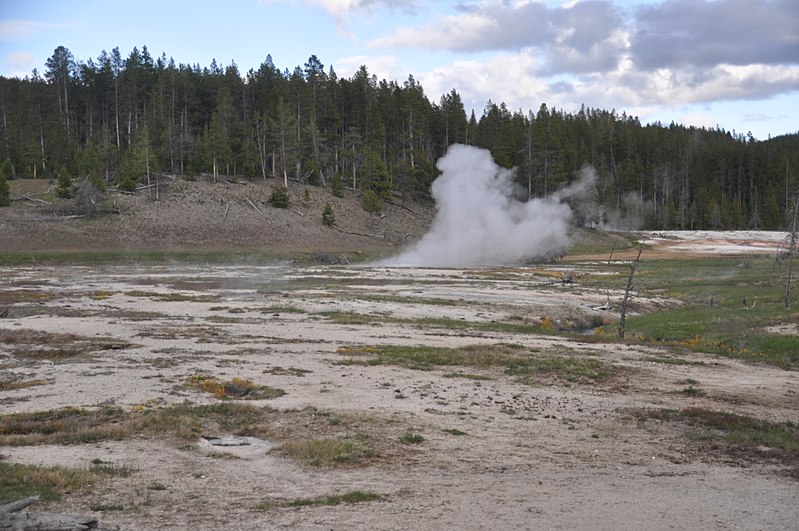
[115, 79, 120, 148]
[619, 241, 644, 339]
[786, 193, 799, 310]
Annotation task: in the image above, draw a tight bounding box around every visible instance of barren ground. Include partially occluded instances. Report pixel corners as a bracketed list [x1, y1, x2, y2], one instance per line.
[0, 180, 797, 530]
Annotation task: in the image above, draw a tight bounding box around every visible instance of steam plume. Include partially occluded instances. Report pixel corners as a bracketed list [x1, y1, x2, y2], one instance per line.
[384, 144, 596, 267]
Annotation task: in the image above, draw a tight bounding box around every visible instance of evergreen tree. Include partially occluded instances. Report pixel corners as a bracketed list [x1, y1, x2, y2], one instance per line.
[269, 185, 290, 208]
[0, 164, 10, 206]
[361, 189, 382, 215]
[0, 44, 797, 230]
[331, 173, 344, 198]
[55, 165, 72, 198]
[321, 202, 335, 226]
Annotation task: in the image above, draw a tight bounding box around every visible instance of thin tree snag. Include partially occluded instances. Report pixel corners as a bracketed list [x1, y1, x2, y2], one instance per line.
[619, 240, 644, 339]
[11, 195, 52, 205]
[385, 200, 419, 215]
[333, 226, 384, 240]
[786, 193, 799, 310]
[0, 495, 119, 531]
[245, 196, 264, 216]
[607, 236, 619, 264]
[222, 202, 230, 223]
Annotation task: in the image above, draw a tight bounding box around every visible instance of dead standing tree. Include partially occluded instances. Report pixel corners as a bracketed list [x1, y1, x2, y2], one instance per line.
[618, 240, 645, 339]
[786, 193, 799, 310]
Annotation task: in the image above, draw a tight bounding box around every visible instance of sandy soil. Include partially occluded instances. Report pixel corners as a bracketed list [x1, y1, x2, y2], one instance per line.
[0, 178, 435, 253]
[1, 257, 797, 530]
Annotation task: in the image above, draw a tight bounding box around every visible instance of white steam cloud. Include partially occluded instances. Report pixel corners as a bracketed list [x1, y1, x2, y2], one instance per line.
[384, 144, 598, 267]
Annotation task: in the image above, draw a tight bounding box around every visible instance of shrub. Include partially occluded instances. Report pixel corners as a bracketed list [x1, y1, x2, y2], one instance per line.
[0, 168, 9, 207]
[361, 189, 382, 215]
[322, 203, 335, 226]
[55, 167, 72, 199]
[331, 174, 344, 198]
[269, 186, 290, 208]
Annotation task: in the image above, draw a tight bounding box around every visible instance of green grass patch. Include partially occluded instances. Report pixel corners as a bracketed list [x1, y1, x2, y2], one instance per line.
[125, 290, 218, 302]
[275, 435, 374, 467]
[90, 503, 125, 511]
[681, 386, 705, 397]
[399, 433, 424, 444]
[257, 490, 381, 510]
[335, 343, 618, 384]
[619, 305, 799, 369]
[443, 428, 467, 436]
[636, 407, 799, 463]
[320, 311, 546, 335]
[185, 375, 286, 400]
[0, 402, 273, 446]
[0, 379, 48, 391]
[505, 356, 614, 383]
[0, 462, 97, 503]
[287, 490, 381, 507]
[586, 256, 799, 369]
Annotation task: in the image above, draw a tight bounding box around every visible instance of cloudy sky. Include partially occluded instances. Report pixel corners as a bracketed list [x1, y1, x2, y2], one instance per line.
[1, 0, 797, 139]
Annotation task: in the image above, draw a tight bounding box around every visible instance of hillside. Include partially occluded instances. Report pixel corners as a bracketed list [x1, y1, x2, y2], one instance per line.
[0, 177, 436, 256]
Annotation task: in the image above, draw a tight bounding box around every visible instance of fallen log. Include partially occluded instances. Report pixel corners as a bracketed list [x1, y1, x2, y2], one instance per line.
[288, 207, 304, 217]
[11, 194, 53, 205]
[0, 495, 40, 514]
[0, 495, 119, 531]
[245, 196, 264, 216]
[334, 227, 384, 240]
[385, 200, 419, 215]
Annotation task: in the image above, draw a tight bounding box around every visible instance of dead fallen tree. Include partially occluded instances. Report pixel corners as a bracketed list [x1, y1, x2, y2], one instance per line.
[0, 495, 119, 530]
[333, 226, 385, 240]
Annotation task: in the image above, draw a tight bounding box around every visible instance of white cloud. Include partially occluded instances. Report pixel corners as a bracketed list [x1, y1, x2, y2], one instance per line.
[0, 19, 66, 41]
[417, 50, 548, 112]
[260, 0, 417, 27]
[370, 12, 499, 51]
[1, 51, 34, 78]
[334, 54, 404, 80]
[679, 113, 717, 130]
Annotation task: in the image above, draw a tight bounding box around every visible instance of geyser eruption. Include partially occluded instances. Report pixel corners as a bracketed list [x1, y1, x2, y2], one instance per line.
[385, 144, 595, 267]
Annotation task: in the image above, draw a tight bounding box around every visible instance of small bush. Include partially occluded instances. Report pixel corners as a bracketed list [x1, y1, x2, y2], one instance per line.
[361, 189, 382, 215]
[269, 186, 290, 208]
[400, 433, 424, 444]
[331, 174, 344, 198]
[322, 203, 335, 226]
[55, 168, 73, 199]
[277, 437, 372, 466]
[0, 169, 9, 207]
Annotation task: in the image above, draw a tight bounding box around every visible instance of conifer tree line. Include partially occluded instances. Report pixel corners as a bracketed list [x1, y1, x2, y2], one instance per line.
[0, 45, 797, 230]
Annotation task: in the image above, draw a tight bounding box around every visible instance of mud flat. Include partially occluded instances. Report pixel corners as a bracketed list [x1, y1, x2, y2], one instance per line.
[1, 256, 797, 530]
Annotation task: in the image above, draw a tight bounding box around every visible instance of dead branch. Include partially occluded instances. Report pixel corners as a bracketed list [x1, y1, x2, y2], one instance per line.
[222, 203, 230, 223]
[385, 200, 419, 215]
[0, 495, 119, 531]
[288, 207, 304, 217]
[0, 495, 40, 513]
[333, 227, 384, 240]
[245, 196, 264, 216]
[618, 240, 644, 339]
[11, 194, 53, 205]
[607, 236, 619, 264]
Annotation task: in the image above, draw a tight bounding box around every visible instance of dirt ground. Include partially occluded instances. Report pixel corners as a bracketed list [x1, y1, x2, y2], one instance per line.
[1, 254, 797, 530]
[1, 181, 797, 529]
[0, 177, 435, 254]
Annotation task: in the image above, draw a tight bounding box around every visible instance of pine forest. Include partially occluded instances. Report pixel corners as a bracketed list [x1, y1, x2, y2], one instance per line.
[1, 45, 798, 230]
